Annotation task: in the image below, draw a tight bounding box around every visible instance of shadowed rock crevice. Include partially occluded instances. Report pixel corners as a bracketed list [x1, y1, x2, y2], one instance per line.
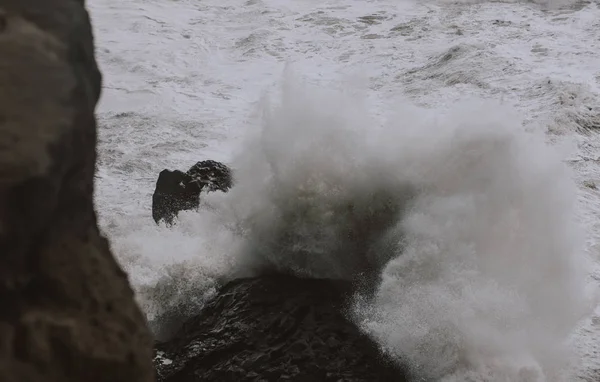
[154, 275, 408, 382]
[0, 1, 154, 381]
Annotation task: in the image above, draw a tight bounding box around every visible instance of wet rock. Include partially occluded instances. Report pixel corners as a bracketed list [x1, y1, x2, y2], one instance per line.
[153, 275, 407, 382]
[187, 160, 233, 193]
[152, 160, 232, 225]
[0, 1, 154, 381]
[152, 169, 201, 225]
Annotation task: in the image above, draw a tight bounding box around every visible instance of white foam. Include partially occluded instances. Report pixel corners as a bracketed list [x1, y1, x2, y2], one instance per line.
[351, 99, 595, 382]
[225, 77, 594, 381]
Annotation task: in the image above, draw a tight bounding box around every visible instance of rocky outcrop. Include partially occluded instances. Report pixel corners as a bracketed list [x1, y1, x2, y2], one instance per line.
[187, 160, 233, 193]
[0, 1, 154, 381]
[152, 160, 232, 225]
[153, 275, 408, 382]
[152, 169, 200, 225]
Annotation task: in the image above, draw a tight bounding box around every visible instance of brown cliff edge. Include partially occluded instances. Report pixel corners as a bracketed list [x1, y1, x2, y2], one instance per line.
[0, 1, 155, 381]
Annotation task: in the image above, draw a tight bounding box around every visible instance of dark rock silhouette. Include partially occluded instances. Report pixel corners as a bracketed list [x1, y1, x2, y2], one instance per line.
[153, 275, 408, 382]
[152, 169, 201, 226]
[0, 1, 154, 381]
[152, 160, 232, 225]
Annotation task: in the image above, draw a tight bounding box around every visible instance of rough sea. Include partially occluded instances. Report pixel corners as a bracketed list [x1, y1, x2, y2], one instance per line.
[88, 0, 600, 380]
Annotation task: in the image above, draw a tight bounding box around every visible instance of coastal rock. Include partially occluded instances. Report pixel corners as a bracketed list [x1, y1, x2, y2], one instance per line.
[152, 169, 201, 225]
[152, 160, 232, 225]
[153, 275, 407, 382]
[187, 160, 233, 193]
[0, 1, 154, 381]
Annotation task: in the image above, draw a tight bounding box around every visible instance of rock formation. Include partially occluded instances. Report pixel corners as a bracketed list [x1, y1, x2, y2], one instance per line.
[152, 169, 200, 226]
[0, 1, 154, 381]
[152, 160, 233, 225]
[153, 275, 408, 382]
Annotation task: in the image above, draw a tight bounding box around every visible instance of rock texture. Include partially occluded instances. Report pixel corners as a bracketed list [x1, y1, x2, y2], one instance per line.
[153, 275, 408, 382]
[0, 1, 154, 381]
[152, 169, 200, 225]
[152, 160, 232, 225]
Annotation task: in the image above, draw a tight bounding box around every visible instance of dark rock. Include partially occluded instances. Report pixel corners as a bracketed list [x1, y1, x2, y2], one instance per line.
[0, 1, 154, 381]
[152, 169, 201, 226]
[187, 159, 233, 193]
[152, 160, 232, 225]
[153, 275, 407, 382]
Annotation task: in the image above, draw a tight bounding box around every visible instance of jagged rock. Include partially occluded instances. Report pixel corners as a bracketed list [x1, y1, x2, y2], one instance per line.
[0, 1, 154, 381]
[153, 275, 408, 382]
[152, 169, 201, 225]
[187, 160, 233, 193]
[152, 160, 232, 225]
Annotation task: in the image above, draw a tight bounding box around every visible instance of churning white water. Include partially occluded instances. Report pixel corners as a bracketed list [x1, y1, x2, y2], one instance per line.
[88, 0, 600, 380]
[226, 76, 595, 380]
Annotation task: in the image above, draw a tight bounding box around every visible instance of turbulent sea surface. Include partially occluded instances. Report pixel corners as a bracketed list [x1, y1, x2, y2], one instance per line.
[89, 0, 600, 380]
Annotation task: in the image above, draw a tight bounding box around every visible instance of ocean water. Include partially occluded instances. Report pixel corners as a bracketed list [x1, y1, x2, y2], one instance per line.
[88, 0, 600, 380]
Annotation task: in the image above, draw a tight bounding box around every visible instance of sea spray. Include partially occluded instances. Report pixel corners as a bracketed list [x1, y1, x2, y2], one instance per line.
[120, 74, 593, 380]
[226, 75, 594, 380]
[349, 101, 594, 381]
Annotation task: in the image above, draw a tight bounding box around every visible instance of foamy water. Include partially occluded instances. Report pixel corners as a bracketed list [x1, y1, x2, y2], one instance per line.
[89, 0, 600, 380]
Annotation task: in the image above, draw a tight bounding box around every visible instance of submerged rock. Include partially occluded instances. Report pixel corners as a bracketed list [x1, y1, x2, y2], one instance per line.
[153, 275, 407, 381]
[0, 1, 154, 381]
[152, 160, 232, 225]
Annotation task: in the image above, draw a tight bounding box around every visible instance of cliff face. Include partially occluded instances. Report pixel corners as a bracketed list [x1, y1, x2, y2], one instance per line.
[0, 1, 154, 381]
[154, 275, 407, 382]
